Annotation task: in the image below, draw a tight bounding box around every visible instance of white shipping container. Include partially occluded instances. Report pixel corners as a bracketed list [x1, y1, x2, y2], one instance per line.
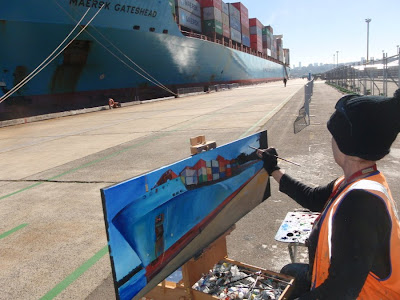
[178, 8, 202, 32]
[176, 0, 201, 17]
[211, 160, 219, 167]
[202, 7, 222, 22]
[230, 27, 241, 43]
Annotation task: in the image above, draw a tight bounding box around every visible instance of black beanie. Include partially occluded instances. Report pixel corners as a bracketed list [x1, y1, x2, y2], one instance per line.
[327, 89, 400, 161]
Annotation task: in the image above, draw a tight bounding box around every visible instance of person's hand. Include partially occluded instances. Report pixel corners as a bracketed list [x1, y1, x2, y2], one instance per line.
[259, 148, 280, 175]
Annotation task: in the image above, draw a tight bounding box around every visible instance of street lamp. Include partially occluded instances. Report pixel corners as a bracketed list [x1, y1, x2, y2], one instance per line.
[336, 50, 339, 67]
[397, 45, 399, 55]
[333, 54, 335, 66]
[365, 18, 371, 62]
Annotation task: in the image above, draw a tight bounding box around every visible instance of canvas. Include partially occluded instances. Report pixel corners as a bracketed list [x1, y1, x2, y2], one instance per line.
[101, 130, 270, 300]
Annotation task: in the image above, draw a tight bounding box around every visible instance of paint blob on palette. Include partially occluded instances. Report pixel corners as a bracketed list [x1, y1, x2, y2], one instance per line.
[275, 211, 320, 244]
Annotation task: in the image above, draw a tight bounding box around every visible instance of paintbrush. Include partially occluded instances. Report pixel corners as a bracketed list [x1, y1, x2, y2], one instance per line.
[249, 146, 301, 167]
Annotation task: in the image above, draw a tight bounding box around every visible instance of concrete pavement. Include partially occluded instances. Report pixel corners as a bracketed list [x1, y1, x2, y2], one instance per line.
[2, 79, 399, 299]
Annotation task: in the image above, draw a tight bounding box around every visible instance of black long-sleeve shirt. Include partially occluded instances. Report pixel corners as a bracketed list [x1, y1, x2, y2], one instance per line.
[279, 173, 392, 299]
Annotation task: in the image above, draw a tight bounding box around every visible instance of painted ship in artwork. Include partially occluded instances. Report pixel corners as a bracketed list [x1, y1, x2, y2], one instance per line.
[101, 131, 270, 300]
[112, 154, 260, 293]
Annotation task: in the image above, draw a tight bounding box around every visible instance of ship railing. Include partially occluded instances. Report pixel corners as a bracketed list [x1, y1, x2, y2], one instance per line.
[181, 30, 285, 66]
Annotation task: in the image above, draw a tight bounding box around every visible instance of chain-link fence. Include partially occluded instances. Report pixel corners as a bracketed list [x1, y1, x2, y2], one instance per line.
[294, 79, 314, 134]
[324, 53, 400, 97]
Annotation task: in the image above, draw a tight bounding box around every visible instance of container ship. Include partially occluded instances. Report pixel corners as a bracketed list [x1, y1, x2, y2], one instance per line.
[0, 0, 290, 121]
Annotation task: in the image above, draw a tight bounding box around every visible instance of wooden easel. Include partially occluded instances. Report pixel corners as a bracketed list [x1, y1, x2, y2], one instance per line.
[144, 228, 234, 300]
[189, 135, 216, 155]
[144, 136, 294, 300]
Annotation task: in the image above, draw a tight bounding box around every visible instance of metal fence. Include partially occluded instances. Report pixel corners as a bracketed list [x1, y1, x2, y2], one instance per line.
[324, 53, 400, 97]
[294, 79, 314, 134]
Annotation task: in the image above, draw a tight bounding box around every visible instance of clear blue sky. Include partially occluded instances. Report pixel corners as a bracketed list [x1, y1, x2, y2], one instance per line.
[238, 0, 400, 68]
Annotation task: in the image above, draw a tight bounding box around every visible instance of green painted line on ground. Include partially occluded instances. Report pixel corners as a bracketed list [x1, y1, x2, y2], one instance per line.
[0, 223, 28, 240]
[40, 246, 109, 300]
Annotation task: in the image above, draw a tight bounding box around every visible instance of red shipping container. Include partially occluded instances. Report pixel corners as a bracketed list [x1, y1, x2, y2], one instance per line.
[250, 34, 262, 44]
[198, 0, 222, 11]
[231, 2, 248, 18]
[251, 42, 262, 52]
[249, 18, 262, 28]
[223, 24, 230, 38]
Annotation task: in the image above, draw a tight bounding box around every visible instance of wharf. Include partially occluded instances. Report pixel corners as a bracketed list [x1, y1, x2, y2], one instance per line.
[1, 80, 400, 299]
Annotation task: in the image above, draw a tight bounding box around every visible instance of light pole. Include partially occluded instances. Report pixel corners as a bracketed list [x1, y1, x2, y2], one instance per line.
[365, 18, 371, 62]
[336, 50, 339, 67]
[333, 54, 335, 66]
[397, 45, 399, 54]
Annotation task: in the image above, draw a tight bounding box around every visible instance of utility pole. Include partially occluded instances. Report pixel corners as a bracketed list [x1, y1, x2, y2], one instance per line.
[365, 18, 371, 62]
[336, 50, 339, 67]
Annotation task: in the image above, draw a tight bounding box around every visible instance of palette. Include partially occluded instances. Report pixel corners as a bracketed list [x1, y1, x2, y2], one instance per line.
[275, 211, 320, 244]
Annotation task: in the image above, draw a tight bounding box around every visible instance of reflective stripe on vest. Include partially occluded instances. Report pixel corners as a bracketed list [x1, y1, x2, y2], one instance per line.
[312, 173, 400, 299]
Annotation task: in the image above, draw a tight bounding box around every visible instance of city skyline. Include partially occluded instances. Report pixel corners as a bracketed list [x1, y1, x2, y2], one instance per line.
[238, 0, 399, 67]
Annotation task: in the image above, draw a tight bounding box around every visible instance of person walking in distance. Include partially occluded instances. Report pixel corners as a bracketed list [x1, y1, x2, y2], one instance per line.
[259, 89, 400, 299]
[283, 77, 287, 87]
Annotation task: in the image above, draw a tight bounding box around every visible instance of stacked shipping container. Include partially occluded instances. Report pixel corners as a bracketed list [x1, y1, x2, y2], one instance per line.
[173, 1, 288, 64]
[179, 157, 238, 186]
[249, 18, 262, 53]
[262, 25, 273, 57]
[231, 2, 249, 47]
[221, 1, 230, 38]
[274, 35, 283, 62]
[176, 0, 202, 32]
[200, 0, 223, 36]
[283, 48, 290, 65]
[228, 3, 241, 43]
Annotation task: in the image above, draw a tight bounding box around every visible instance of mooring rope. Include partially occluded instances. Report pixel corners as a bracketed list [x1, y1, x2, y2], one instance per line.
[0, 4, 105, 104]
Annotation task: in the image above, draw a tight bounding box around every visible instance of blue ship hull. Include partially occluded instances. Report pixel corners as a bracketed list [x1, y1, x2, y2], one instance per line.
[0, 0, 287, 120]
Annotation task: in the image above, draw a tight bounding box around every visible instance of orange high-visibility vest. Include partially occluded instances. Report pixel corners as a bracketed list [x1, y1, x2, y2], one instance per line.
[311, 172, 400, 299]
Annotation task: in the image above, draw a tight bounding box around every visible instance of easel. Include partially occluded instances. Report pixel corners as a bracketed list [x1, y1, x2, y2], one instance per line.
[144, 227, 234, 300]
[189, 135, 216, 155]
[144, 136, 294, 300]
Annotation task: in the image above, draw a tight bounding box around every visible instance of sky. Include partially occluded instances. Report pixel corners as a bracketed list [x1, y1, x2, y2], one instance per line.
[238, 0, 400, 68]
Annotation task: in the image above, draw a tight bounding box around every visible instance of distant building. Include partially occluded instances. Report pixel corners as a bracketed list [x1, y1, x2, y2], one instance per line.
[299, 62, 302, 68]
[314, 63, 318, 67]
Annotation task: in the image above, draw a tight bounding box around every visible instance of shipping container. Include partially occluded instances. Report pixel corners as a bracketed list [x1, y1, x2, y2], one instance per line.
[223, 24, 230, 38]
[242, 34, 250, 47]
[228, 3, 241, 32]
[176, 0, 201, 17]
[241, 24, 249, 36]
[221, 1, 229, 15]
[177, 8, 202, 32]
[222, 12, 229, 26]
[202, 6, 222, 22]
[230, 27, 242, 43]
[231, 2, 249, 28]
[198, 0, 222, 11]
[250, 42, 262, 51]
[250, 35, 262, 44]
[249, 18, 263, 28]
[250, 26, 262, 36]
[203, 19, 223, 35]
[283, 48, 290, 65]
